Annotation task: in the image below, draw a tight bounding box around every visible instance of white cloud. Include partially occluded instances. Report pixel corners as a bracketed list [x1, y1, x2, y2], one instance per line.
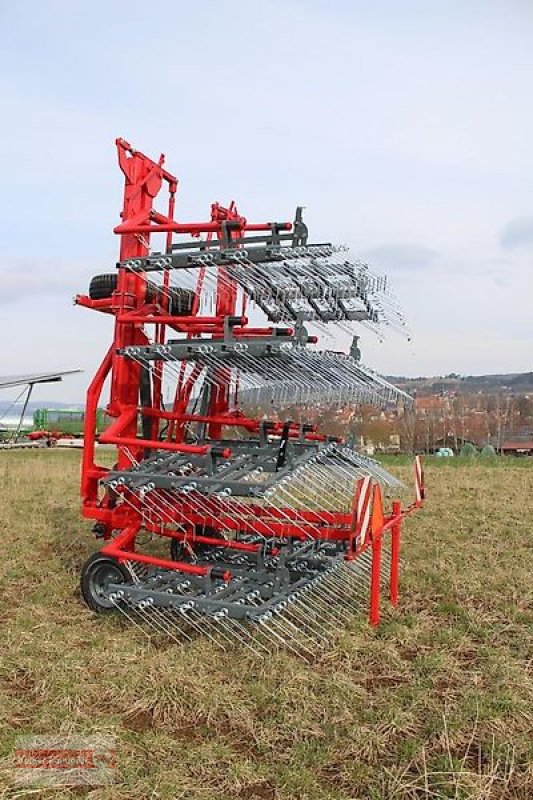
[360, 243, 439, 272]
[500, 216, 533, 250]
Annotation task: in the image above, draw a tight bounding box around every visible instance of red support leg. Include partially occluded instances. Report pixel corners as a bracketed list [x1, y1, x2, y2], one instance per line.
[369, 533, 382, 626]
[389, 500, 402, 606]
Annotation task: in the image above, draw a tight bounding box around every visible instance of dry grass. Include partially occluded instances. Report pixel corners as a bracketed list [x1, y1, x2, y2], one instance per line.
[0, 451, 531, 799]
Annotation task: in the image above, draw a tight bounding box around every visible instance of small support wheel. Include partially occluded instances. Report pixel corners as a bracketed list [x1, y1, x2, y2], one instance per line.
[80, 552, 131, 613]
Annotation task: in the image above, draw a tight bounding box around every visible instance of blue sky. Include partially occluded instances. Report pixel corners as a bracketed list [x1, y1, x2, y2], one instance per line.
[1, 0, 532, 402]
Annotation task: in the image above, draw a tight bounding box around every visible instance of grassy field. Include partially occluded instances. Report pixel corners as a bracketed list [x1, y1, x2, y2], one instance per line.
[0, 451, 531, 799]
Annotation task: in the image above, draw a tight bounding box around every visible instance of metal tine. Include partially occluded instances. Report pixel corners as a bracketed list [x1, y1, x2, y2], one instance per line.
[179, 605, 228, 651]
[288, 347, 347, 386]
[296, 458, 360, 505]
[211, 610, 254, 651]
[380, 553, 392, 578]
[272, 477, 348, 524]
[325, 353, 398, 400]
[238, 350, 401, 407]
[132, 335, 405, 410]
[337, 565, 372, 602]
[149, 486, 210, 537]
[230, 610, 274, 657]
[127, 447, 385, 540]
[239, 346, 299, 387]
[270, 473, 330, 516]
[322, 580, 368, 612]
[132, 598, 190, 643]
[273, 473, 346, 521]
[249, 631, 279, 659]
[145, 243, 409, 336]
[261, 488, 328, 542]
[273, 458, 357, 515]
[276, 455, 355, 510]
[150, 605, 198, 642]
[325, 445, 400, 489]
[105, 494, 238, 651]
[314, 452, 371, 489]
[305, 568, 352, 608]
[330, 575, 368, 604]
[181, 493, 256, 552]
[229, 260, 286, 305]
[210, 491, 274, 544]
[267, 613, 319, 659]
[244, 596, 283, 648]
[109, 592, 155, 641]
[229, 347, 299, 394]
[122, 560, 146, 584]
[143, 599, 203, 644]
[270, 603, 327, 650]
[253, 619, 284, 655]
[212, 467, 323, 543]
[295, 347, 357, 388]
[224, 248, 348, 312]
[274, 353, 364, 404]
[341, 355, 410, 401]
[265, 601, 319, 647]
[312, 568, 366, 610]
[257, 251, 392, 327]
[325, 564, 367, 597]
[287, 598, 339, 645]
[152, 483, 237, 539]
[283, 598, 332, 644]
[345, 549, 373, 572]
[257, 616, 314, 662]
[319, 579, 367, 613]
[236, 254, 309, 305]
[337, 447, 404, 488]
[285, 255, 341, 295]
[234, 353, 310, 404]
[200, 611, 235, 649]
[124, 484, 192, 539]
[299, 350, 392, 405]
[294, 587, 348, 634]
[305, 568, 351, 601]
[305, 590, 365, 632]
[308, 572, 364, 615]
[321, 563, 364, 597]
[343, 562, 373, 594]
[100, 364, 403, 652]
[338, 557, 371, 581]
[239, 253, 310, 296]
[226, 620, 269, 659]
[308, 462, 369, 505]
[241, 624, 275, 657]
[249, 612, 288, 653]
[284, 598, 337, 651]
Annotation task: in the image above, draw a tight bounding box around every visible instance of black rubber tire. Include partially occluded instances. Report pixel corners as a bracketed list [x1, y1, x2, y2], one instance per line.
[167, 287, 194, 316]
[88, 273, 193, 316]
[88, 274, 159, 303]
[80, 552, 131, 613]
[89, 274, 118, 300]
[89, 272, 159, 303]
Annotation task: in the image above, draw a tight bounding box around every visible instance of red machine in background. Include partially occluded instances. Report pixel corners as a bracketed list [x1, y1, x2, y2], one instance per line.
[75, 139, 424, 656]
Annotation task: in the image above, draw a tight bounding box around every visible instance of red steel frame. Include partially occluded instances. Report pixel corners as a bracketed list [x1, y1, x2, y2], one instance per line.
[77, 138, 425, 623]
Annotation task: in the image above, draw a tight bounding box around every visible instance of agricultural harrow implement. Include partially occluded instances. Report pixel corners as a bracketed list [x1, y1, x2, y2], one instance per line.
[76, 138, 425, 658]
